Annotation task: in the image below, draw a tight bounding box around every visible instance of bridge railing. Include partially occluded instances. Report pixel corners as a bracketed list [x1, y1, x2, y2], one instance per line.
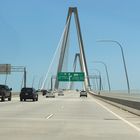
[89, 90, 140, 116]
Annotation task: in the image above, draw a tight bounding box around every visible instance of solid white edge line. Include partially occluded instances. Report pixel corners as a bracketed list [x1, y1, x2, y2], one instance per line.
[92, 97, 140, 133]
[46, 114, 54, 119]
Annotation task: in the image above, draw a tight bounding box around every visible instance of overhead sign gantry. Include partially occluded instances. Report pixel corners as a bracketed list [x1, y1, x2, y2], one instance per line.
[0, 64, 27, 87]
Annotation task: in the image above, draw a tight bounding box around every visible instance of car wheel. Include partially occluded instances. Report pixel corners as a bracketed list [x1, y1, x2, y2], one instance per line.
[33, 98, 35, 101]
[24, 99, 26, 101]
[1, 97, 5, 101]
[8, 94, 12, 101]
[8, 97, 11, 101]
[20, 98, 22, 101]
[36, 95, 38, 101]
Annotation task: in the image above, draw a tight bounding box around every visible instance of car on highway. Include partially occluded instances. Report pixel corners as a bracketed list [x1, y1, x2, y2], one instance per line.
[80, 90, 87, 97]
[0, 85, 12, 101]
[76, 89, 79, 92]
[46, 90, 55, 98]
[58, 90, 64, 96]
[41, 89, 48, 96]
[20, 87, 38, 101]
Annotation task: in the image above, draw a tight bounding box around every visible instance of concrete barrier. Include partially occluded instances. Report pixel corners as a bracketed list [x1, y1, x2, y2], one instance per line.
[89, 91, 140, 116]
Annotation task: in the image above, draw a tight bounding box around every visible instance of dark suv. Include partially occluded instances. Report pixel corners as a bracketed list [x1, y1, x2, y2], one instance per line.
[0, 85, 12, 101]
[20, 87, 38, 101]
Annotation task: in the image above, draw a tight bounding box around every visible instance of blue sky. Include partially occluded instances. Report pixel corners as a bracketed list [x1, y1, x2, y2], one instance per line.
[0, 0, 140, 91]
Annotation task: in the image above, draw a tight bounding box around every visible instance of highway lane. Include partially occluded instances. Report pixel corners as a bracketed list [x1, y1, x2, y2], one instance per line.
[0, 91, 140, 140]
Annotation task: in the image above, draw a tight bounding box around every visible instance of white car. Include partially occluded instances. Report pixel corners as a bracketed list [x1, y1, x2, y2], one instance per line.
[58, 90, 64, 96]
[46, 91, 55, 98]
[80, 90, 87, 97]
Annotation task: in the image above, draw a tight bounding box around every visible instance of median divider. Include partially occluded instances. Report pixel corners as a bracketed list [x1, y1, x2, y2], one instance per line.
[89, 91, 140, 116]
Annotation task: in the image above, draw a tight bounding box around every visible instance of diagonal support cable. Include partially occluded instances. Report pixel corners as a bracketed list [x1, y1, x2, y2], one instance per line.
[40, 16, 71, 90]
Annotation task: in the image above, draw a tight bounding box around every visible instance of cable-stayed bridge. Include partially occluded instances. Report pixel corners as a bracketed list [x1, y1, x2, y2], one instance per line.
[41, 7, 90, 91]
[0, 7, 140, 140]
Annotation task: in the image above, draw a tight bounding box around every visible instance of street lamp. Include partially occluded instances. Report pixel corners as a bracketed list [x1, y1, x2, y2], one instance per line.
[24, 67, 26, 88]
[92, 61, 111, 92]
[97, 40, 130, 94]
[90, 68, 103, 93]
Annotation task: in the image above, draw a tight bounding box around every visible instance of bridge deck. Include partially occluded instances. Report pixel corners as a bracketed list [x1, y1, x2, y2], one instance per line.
[0, 91, 140, 140]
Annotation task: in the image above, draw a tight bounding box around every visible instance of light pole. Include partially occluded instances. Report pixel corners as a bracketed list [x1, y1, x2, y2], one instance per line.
[24, 67, 26, 88]
[93, 69, 103, 92]
[97, 40, 130, 94]
[92, 61, 111, 92]
[90, 68, 103, 93]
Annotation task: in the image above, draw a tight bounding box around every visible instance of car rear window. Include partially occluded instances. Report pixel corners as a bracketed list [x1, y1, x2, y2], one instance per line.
[0, 85, 7, 89]
[21, 88, 33, 93]
[81, 90, 86, 92]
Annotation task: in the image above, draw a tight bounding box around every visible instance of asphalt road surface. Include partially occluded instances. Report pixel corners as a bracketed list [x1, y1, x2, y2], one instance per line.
[0, 91, 140, 140]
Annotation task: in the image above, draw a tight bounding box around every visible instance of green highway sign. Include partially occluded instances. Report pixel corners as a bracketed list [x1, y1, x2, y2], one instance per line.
[58, 72, 85, 81]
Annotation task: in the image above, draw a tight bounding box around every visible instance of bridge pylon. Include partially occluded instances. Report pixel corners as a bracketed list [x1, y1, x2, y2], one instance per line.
[54, 7, 90, 90]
